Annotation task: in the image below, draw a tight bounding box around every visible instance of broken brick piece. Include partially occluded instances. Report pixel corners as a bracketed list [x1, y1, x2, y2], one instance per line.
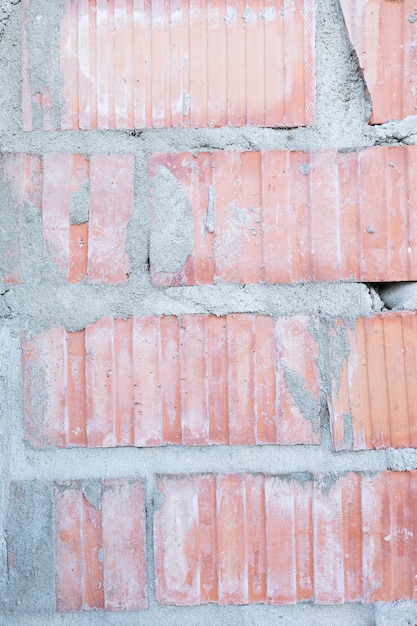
[55, 478, 146, 611]
[328, 311, 417, 451]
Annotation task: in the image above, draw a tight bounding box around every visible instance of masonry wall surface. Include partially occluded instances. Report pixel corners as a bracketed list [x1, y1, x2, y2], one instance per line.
[2, 1, 417, 624]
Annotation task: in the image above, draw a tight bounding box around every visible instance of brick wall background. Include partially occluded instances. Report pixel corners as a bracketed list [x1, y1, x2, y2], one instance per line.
[2, 1, 417, 624]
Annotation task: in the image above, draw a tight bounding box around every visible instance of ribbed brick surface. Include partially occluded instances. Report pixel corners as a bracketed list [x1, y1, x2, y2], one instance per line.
[340, 0, 417, 124]
[0, 153, 133, 284]
[150, 147, 417, 286]
[55, 478, 146, 611]
[21, 0, 316, 130]
[328, 311, 417, 451]
[154, 471, 417, 605]
[22, 314, 320, 448]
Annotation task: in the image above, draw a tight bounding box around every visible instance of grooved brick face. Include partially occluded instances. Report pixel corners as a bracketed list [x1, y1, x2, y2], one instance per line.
[0, 153, 133, 284]
[21, 0, 316, 130]
[340, 0, 417, 123]
[328, 311, 417, 451]
[149, 146, 417, 285]
[55, 478, 146, 611]
[22, 314, 320, 448]
[154, 471, 417, 605]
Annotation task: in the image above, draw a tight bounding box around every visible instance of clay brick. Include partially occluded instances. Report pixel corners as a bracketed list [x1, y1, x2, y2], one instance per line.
[328, 311, 417, 451]
[150, 147, 417, 285]
[154, 471, 417, 605]
[340, 0, 417, 123]
[0, 153, 133, 284]
[21, 0, 316, 130]
[23, 314, 320, 448]
[55, 478, 146, 611]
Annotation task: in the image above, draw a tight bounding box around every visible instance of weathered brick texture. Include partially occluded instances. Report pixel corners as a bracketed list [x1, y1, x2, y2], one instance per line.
[23, 314, 320, 448]
[328, 311, 417, 451]
[340, 0, 417, 123]
[155, 471, 417, 605]
[55, 478, 146, 611]
[150, 147, 417, 286]
[21, 0, 316, 130]
[0, 153, 133, 284]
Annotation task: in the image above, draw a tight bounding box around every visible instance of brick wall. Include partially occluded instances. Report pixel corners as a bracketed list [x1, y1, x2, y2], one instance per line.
[2, 1, 417, 624]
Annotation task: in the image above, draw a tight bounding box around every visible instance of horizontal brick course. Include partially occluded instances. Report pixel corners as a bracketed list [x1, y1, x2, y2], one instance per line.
[22, 0, 316, 130]
[55, 478, 146, 611]
[150, 147, 417, 286]
[340, 0, 417, 124]
[0, 153, 133, 284]
[22, 314, 320, 448]
[154, 471, 417, 605]
[328, 311, 417, 451]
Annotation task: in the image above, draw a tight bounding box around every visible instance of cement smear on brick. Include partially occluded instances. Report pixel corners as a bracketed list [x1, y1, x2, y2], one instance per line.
[1, 0, 417, 623]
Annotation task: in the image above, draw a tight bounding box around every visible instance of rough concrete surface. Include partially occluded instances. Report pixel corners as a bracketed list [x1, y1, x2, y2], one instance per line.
[1, 0, 417, 623]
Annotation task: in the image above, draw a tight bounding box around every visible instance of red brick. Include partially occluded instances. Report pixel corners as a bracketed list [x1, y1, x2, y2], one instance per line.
[328, 311, 417, 451]
[22, 0, 316, 130]
[43, 153, 133, 283]
[23, 314, 320, 448]
[340, 0, 417, 124]
[55, 478, 146, 611]
[1, 153, 133, 284]
[150, 147, 417, 285]
[154, 471, 417, 605]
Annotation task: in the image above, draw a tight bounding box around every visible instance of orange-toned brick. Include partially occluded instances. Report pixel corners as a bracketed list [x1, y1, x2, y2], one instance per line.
[328, 311, 417, 451]
[22, 0, 316, 130]
[150, 147, 417, 285]
[0, 153, 133, 284]
[340, 0, 417, 123]
[154, 471, 417, 605]
[55, 478, 146, 611]
[23, 314, 320, 448]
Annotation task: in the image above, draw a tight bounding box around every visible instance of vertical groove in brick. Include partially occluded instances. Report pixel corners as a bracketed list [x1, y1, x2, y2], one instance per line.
[114, 318, 134, 446]
[160, 316, 181, 444]
[255, 316, 277, 444]
[227, 315, 256, 445]
[88, 154, 133, 283]
[217, 474, 247, 604]
[329, 312, 417, 451]
[198, 474, 218, 603]
[207, 315, 229, 444]
[56, 479, 146, 611]
[85, 318, 115, 447]
[67, 330, 87, 446]
[102, 479, 147, 610]
[133, 316, 162, 446]
[246, 474, 266, 603]
[55, 484, 83, 611]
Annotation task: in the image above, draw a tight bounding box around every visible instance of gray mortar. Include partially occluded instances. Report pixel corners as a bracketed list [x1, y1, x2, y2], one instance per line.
[284, 367, 320, 433]
[70, 180, 90, 225]
[1, 0, 417, 623]
[26, 0, 62, 130]
[150, 165, 194, 273]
